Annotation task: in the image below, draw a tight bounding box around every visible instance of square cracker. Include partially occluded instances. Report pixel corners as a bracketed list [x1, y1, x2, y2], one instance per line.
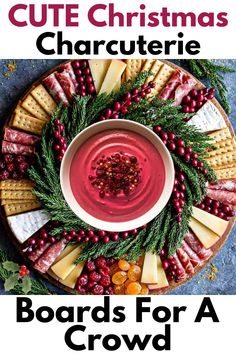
[208, 127, 232, 143]
[0, 179, 34, 191]
[125, 59, 143, 81]
[4, 201, 41, 216]
[141, 59, 156, 73]
[15, 104, 34, 117]
[22, 95, 50, 122]
[0, 190, 37, 200]
[151, 64, 175, 95]
[1, 199, 32, 205]
[215, 167, 236, 180]
[207, 150, 236, 169]
[12, 113, 45, 135]
[206, 139, 236, 158]
[145, 60, 163, 84]
[31, 85, 57, 115]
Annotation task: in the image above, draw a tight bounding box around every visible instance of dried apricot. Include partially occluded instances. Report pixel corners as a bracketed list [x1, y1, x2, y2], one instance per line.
[140, 284, 149, 295]
[110, 263, 120, 276]
[136, 255, 144, 267]
[112, 271, 127, 285]
[125, 281, 142, 295]
[124, 279, 133, 288]
[127, 265, 141, 281]
[118, 259, 130, 271]
[114, 284, 125, 295]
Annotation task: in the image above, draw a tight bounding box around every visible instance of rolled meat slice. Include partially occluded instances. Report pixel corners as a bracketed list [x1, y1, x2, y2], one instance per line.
[171, 75, 196, 106]
[177, 247, 195, 274]
[34, 239, 66, 273]
[185, 231, 213, 261]
[208, 179, 236, 192]
[55, 71, 76, 103]
[4, 127, 40, 146]
[2, 141, 35, 156]
[27, 242, 51, 262]
[159, 70, 182, 100]
[171, 253, 187, 282]
[207, 188, 236, 206]
[43, 73, 69, 106]
[60, 62, 78, 91]
[181, 240, 201, 268]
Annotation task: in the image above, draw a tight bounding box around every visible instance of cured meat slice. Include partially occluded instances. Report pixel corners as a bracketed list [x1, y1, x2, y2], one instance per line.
[55, 71, 76, 103]
[27, 242, 51, 262]
[172, 253, 187, 282]
[185, 231, 213, 261]
[4, 127, 40, 146]
[159, 70, 182, 100]
[207, 188, 236, 206]
[208, 179, 236, 192]
[34, 239, 66, 273]
[2, 141, 35, 156]
[43, 73, 69, 106]
[171, 75, 196, 106]
[177, 247, 195, 274]
[181, 240, 201, 268]
[60, 62, 78, 91]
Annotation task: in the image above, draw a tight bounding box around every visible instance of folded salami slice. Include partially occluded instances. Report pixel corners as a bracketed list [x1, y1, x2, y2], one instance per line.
[159, 70, 182, 100]
[208, 179, 236, 192]
[27, 242, 51, 262]
[4, 127, 40, 146]
[171, 75, 196, 106]
[181, 240, 201, 268]
[60, 62, 78, 91]
[172, 253, 187, 282]
[34, 239, 66, 273]
[43, 73, 69, 106]
[185, 231, 213, 261]
[55, 71, 76, 103]
[207, 188, 236, 206]
[2, 141, 35, 156]
[177, 247, 195, 274]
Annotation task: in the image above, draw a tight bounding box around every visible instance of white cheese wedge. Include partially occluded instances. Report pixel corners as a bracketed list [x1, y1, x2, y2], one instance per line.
[148, 255, 169, 290]
[192, 206, 228, 236]
[187, 101, 226, 133]
[89, 59, 111, 93]
[7, 209, 51, 243]
[189, 217, 220, 249]
[51, 246, 81, 280]
[99, 60, 126, 95]
[141, 251, 158, 284]
[60, 262, 85, 289]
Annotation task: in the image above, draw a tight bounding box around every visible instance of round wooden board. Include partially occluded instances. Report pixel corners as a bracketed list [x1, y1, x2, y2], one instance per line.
[1, 59, 235, 295]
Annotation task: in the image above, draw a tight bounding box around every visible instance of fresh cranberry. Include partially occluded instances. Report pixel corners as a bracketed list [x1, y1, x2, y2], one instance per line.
[95, 257, 107, 269]
[0, 170, 10, 180]
[98, 267, 110, 276]
[89, 271, 101, 282]
[86, 260, 96, 272]
[77, 274, 89, 286]
[4, 154, 14, 163]
[92, 284, 104, 295]
[100, 275, 111, 287]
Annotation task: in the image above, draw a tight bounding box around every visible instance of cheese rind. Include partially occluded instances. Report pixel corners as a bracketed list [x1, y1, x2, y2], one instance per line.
[148, 255, 169, 290]
[189, 217, 220, 249]
[60, 262, 85, 288]
[89, 59, 111, 93]
[187, 101, 226, 133]
[192, 206, 228, 236]
[7, 209, 51, 243]
[141, 252, 158, 284]
[99, 60, 126, 95]
[51, 246, 81, 280]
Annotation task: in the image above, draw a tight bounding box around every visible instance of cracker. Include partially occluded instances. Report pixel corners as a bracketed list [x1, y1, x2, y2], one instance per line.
[145, 60, 164, 84]
[125, 59, 142, 81]
[4, 201, 41, 216]
[215, 167, 236, 180]
[1, 199, 32, 205]
[15, 104, 34, 117]
[151, 64, 175, 94]
[0, 179, 34, 191]
[0, 190, 37, 200]
[207, 150, 236, 169]
[31, 84, 57, 115]
[208, 127, 232, 143]
[214, 162, 236, 170]
[206, 139, 236, 158]
[22, 95, 50, 121]
[213, 138, 234, 150]
[141, 59, 156, 72]
[12, 113, 45, 135]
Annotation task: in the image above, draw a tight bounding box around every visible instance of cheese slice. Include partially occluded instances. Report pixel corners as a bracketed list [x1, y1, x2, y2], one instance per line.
[148, 255, 169, 290]
[99, 60, 126, 95]
[60, 262, 85, 288]
[192, 206, 228, 236]
[189, 217, 220, 249]
[52, 244, 78, 265]
[187, 101, 226, 133]
[7, 209, 51, 243]
[141, 251, 158, 284]
[47, 269, 59, 281]
[51, 246, 81, 280]
[89, 59, 111, 93]
[113, 77, 121, 92]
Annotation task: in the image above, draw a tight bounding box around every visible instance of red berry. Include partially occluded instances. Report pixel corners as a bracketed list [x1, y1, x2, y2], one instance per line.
[122, 231, 129, 239]
[103, 236, 110, 244]
[211, 208, 219, 216]
[185, 146, 192, 154]
[176, 139, 185, 147]
[168, 142, 176, 151]
[49, 236, 56, 244]
[190, 89, 198, 98]
[6, 163, 15, 173]
[98, 267, 110, 276]
[162, 260, 169, 270]
[160, 132, 168, 141]
[205, 197, 212, 205]
[95, 257, 107, 269]
[92, 284, 104, 295]
[86, 261, 96, 272]
[89, 271, 101, 282]
[75, 284, 86, 294]
[100, 275, 111, 287]
[218, 211, 224, 218]
[4, 154, 14, 163]
[114, 102, 121, 111]
[87, 229, 94, 237]
[177, 147, 185, 156]
[153, 126, 162, 134]
[72, 60, 80, 69]
[182, 105, 190, 114]
[111, 233, 119, 242]
[182, 95, 191, 104]
[77, 274, 89, 286]
[190, 100, 196, 108]
[87, 84, 95, 94]
[91, 236, 99, 243]
[37, 239, 45, 247]
[205, 206, 211, 213]
[222, 205, 230, 213]
[191, 159, 198, 167]
[87, 281, 97, 289]
[177, 172, 185, 182]
[185, 154, 191, 162]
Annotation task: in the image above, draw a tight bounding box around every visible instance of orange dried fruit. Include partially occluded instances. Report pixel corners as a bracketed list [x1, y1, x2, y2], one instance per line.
[124, 279, 133, 288]
[112, 271, 127, 285]
[128, 265, 141, 281]
[114, 284, 125, 295]
[118, 259, 130, 271]
[136, 255, 144, 267]
[140, 284, 149, 295]
[110, 263, 120, 276]
[125, 281, 142, 295]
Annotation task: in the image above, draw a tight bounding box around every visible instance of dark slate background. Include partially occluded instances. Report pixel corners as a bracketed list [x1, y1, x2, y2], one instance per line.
[0, 59, 236, 295]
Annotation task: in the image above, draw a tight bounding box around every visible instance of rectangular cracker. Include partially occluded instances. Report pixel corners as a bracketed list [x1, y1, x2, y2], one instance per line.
[22, 95, 49, 121]
[208, 127, 232, 143]
[207, 150, 236, 169]
[215, 167, 236, 180]
[0, 190, 37, 200]
[214, 162, 236, 170]
[1, 199, 33, 205]
[141, 59, 156, 72]
[12, 113, 45, 135]
[206, 139, 236, 158]
[213, 137, 234, 150]
[145, 60, 163, 84]
[151, 64, 175, 95]
[31, 84, 57, 116]
[4, 201, 41, 216]
[15, 104, 34, 117]
[0, 179, 34, 191]
[125, 59, 143, 81]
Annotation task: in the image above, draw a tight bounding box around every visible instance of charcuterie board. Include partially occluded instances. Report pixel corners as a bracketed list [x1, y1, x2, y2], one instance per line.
[0, 59, 235, 295]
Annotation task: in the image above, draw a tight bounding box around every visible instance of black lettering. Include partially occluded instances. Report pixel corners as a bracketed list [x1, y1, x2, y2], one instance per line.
[76, 306, 90, 322]
[120, 40, 135, 55]
[57, 31, 73, 55]
[64, 325, 86, 351]
[173, 306, 187, 322]
[152, 324, 171, 350]
[16, 297, 34, 322]
[153, 306, 171, 323]
[122, 334, 151, 350]
[56, 306, 74, 323]
[88, 334, 102, 350]
[36, 32, 55, 55]
[113, 306, 126, 323]
[74, 40, 90, 55]
[195, 297, 219, 322]
[185, 40, 200, 55]
[136, 297, 151, 322]
[36, 306, 54, 323]
[102, 334, 121, 351]
[148, 40, 162, 54]
[137, 35, 147, 55]
[93, 40, 106, 55]
[106, 40, 118, 55]
[92, 296, 110, 323]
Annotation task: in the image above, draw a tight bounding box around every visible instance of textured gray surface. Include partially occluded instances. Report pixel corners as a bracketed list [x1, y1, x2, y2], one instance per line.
[0, 59, 235, 295]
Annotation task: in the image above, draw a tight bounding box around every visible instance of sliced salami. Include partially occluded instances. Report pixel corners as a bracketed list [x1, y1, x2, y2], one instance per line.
[159, 70, 182, 100]
[207, 188, 236, 206]
[4, 127, 40, 146]
[60, 62, 78, 91]
[177, 247, 195, 274]
[171, 75, 196, 106]
[55, 71, 76, 103]
[185, 231, 213, 261]
[172, 253, 187, 282]
[208, 179, 236, 192]
[34, 239, 66, 273]
[181, 240, 201, 268]
[2, 141, 35, 156]
[27, 242, 51, 262]
[43, 73, 69, 106]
